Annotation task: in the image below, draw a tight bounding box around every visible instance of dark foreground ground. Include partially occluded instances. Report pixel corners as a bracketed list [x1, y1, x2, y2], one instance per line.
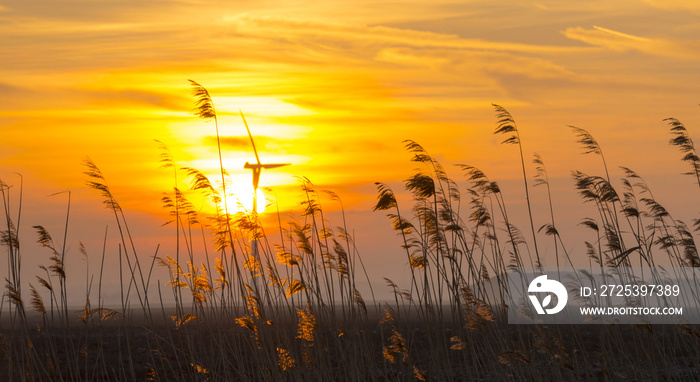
[1, 307, 699, 381]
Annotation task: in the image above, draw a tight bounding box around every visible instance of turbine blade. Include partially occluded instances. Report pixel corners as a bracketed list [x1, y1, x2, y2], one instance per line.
[260, 163, 291, 169]
[240, 110, 261, 165]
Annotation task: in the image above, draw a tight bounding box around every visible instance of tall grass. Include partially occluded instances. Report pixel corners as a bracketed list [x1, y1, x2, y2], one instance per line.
[0, 95, 699, 380]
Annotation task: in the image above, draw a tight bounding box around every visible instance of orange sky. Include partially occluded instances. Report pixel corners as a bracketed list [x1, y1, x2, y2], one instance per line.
[1, 0, 700, 304]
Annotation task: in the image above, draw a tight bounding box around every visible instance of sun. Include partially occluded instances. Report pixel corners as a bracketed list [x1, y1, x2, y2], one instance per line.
[222, 183, 266, 214]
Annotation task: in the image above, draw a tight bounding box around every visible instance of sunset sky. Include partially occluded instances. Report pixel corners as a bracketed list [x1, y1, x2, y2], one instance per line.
[1, 0, 700, 304]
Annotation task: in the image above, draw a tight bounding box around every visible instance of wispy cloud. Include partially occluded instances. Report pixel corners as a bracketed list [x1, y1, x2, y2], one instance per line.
[644, 0, 700, 14]
[227, 14, 587, 55]
[564, 25, 700, 61]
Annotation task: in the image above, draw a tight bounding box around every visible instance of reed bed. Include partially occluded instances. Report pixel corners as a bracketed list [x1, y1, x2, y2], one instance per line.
[1, 88, 699, 381]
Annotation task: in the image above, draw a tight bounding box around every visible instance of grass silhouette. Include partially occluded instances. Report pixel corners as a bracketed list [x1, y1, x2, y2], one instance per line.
[0, 87, 699, 380]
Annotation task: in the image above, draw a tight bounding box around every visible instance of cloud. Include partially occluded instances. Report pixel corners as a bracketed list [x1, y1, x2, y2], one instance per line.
[564, 25, 700, 61]
[214, 14, 582, 104]
[644, 0, 700, 14]
[204, 136, 293, 152]
[226, 14, 585, 56]
[0, 84, 182, 117]
[0, 82, 37, 99]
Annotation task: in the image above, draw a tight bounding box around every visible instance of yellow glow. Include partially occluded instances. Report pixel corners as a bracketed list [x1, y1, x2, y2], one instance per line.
[223, 184, 266, 214]
[215, 97, 314, 117]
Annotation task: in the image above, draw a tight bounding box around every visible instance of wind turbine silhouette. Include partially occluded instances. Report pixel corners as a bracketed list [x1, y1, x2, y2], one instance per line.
[239, 110, 290, 216]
